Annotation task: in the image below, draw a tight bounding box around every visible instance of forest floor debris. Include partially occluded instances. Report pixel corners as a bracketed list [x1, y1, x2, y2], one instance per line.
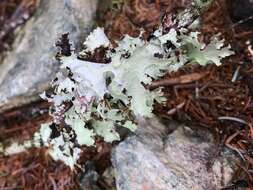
[0, 0, 253, 189]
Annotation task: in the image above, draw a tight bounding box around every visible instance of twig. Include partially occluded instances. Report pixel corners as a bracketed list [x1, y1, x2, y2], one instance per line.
[231, 65, 240, 83]
[231, 15, 253, 28]
[218, 116, 248, 125]
[167, 101, 185, 115]
[49, 175, 58, 190]
[149, 72, 209, 89]
[225, 131, 246, 161]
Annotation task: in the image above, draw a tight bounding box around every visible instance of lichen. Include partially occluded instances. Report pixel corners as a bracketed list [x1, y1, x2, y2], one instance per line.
[2, 3, 234, 169]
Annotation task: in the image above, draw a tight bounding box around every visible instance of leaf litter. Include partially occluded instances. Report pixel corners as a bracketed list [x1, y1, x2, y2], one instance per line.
[1, 0, 253, 189]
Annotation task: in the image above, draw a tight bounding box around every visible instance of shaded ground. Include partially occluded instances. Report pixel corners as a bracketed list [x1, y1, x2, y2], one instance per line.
[0, 0, 253, 189]
[0, 148, 79, 190]
[0, 102, 112, 189]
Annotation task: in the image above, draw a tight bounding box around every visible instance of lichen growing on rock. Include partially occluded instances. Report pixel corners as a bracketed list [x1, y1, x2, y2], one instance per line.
[3, 4, 234, 169]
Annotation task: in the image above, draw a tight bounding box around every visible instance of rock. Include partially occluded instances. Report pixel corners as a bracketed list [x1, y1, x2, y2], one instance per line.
[80, 171, 100, 190]
[79, 166, 116, 190]
[101, 167, 116, 188]
[79, 161, 100, 190]
[0, 0, 97, 113]
[112, 118, 239, 190]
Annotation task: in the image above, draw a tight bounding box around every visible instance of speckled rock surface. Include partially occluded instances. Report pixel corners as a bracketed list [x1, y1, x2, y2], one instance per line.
[112, 118, 238, 190]
[0, 0, 97, 113]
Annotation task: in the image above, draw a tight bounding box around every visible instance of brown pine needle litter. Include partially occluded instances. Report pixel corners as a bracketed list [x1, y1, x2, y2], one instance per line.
[100, 0, 253, 186]
[0, 0, 253, 189]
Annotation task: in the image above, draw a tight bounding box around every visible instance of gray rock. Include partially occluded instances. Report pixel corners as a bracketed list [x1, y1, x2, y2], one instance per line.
[102, 167, 116, 188]
[79, 161, 101, 190]
[80, 170, 100, 190]
[0, 0, 97, 113]
[112, 118, 238, 190]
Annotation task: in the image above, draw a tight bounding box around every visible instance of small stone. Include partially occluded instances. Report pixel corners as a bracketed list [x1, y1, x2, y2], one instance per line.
[112, 118, 239, 190]
[79, 162, 100, 190]
[102, 167, 116, 188]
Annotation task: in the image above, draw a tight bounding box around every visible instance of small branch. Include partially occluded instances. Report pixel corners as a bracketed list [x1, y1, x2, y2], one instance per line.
[218, 116, 248, 125]
[167, 101, 185, 115]
[148, 72, 209, 89]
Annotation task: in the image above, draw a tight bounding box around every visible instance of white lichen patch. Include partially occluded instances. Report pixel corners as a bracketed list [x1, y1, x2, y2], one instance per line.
[4, 140, 32, 155]
[83, 27, 110, 52]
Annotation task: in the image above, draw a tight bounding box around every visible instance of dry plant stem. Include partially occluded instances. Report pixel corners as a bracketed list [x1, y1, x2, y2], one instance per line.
[149, 72, 209, 89]
[218, 116, 248, 125]
[167, 101, 185, 115]
[225, 132, 246, 161]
